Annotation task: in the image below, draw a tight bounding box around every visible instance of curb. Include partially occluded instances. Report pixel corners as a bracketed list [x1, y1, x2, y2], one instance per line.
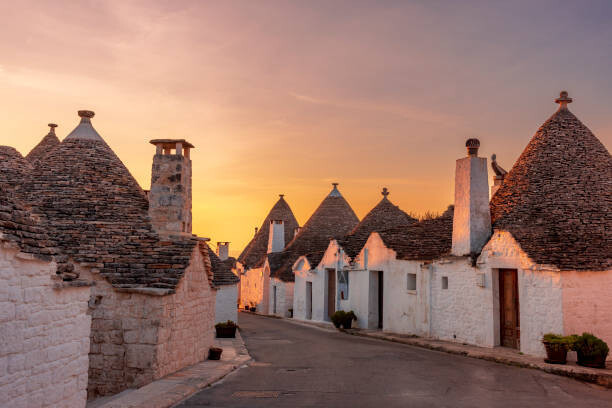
[343, 330, 612, 389]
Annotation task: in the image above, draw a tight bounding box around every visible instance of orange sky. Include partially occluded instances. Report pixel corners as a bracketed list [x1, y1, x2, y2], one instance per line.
[1, 1, 611, 257]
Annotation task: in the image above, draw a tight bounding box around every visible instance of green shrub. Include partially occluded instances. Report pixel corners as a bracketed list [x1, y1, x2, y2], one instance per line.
[342, 311, 357, 328]
[215, 320, 238, 329]
[572, 333, 609, 359]
[330, 311, 346, 328]
[542, 333, 579, 350]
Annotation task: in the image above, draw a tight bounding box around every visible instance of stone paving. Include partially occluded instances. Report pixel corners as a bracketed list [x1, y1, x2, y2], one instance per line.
[87, 332, 251, 408]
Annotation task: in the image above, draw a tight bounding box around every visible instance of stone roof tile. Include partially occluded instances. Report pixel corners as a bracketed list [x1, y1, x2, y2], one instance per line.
[25, 124, 60, 163]
[490, 93, 611, 271]
[237, 195, 299, 268]
[339, 188, 417, 259]
[207, 245, 239, 286]
[270, 184, 359, 281]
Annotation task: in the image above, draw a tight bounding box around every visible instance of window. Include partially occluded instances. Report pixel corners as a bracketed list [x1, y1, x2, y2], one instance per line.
[338, 270, 349, 300]
[441, 276, 449, 290]
[407, 273, 417, 291]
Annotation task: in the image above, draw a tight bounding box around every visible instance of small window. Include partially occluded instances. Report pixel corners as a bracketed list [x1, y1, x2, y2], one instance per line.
[407, 273, 417, 291]
[441, 276, 449, 290]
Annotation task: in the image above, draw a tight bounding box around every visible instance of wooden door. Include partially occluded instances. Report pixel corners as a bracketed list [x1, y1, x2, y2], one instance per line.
[327, 269, 336, 319]
[378, 271, 384, 329]
[499, 269, 520, 349]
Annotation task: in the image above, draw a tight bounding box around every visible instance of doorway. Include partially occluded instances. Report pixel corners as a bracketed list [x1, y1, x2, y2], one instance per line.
[327, 269, 336, 319]
[499, 269, 520, 349]
[377, 271, 384, 329]
[306, 282, 313, 320]
[273, 285, 277, 314]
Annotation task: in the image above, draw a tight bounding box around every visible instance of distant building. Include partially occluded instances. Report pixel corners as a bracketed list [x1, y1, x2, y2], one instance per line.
[264, 183, 359, 318]
[293, 188, 416, 325]
[236, 195, 299, 313]
[209, 242, 240, 323]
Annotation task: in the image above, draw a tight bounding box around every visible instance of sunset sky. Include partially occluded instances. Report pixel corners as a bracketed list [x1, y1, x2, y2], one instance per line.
[1, 1, 611, 256]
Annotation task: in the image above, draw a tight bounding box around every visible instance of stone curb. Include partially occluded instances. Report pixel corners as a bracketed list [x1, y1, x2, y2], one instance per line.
[88, 331, 252, 408]
[343, 330, 612, 389]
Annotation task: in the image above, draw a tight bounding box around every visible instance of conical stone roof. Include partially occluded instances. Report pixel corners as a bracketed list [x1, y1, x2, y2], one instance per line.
[339, 188, 417, 259]
[26, 123, 60, 163]
[0, 146, 31, 191]
[269, 183, 359, 281]
[17, 110, 198, 289]
[490, 92, 611, 271]
[207, 245, 240, 286]
[237, 195, 299, 268]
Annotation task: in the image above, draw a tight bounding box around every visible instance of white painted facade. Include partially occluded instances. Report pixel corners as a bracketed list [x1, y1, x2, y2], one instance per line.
[0, 244, 92, 408]
[269, 277, 294, 318]
[238, 265, 270, 314]
[215, 284, 238, 323]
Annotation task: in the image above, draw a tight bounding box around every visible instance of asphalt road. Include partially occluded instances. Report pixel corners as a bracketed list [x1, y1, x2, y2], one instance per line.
[178, 313, 612, 408]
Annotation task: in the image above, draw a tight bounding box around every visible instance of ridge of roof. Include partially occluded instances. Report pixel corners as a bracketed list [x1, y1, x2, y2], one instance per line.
[340, 189, 417, 259]
[237, 194, 299, 268]
[490, 93, 611, 271]
[269, 184, 359, 281]
[26, 124, 60, 163]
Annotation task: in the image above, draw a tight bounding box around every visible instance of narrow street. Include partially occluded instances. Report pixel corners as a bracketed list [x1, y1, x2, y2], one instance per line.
[178, 313, 612, 408]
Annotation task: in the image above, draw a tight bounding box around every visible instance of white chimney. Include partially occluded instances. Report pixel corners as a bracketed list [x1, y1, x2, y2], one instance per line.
[451, 139, 491, 256]
[267, 220, 285, 253]
[217, 242, 229, 261]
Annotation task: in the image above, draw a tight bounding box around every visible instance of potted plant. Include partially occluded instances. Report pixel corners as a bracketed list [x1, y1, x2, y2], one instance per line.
[208, 347, 223, 360]
[330, 311, 346, 328]
[215, 320, 238, 338]
[244, 305, 249, 310]
[573, 333, 609, 368]
[342, 311, 357, 329]
[542, 333, 571, 364]
[288, 308, 293, 318]
[249, 305, 256, 312]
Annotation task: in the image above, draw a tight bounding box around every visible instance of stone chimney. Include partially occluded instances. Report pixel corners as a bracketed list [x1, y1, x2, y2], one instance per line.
[148, 139, 194, 236]
[267, 220, 285, 253]
[217, 242, 230, 261]
[451, 138, 491, 256]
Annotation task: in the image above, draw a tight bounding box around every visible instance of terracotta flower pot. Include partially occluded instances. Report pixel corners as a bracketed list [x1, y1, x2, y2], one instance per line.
[215, 326, 237, 338]
[208, 347, 223, 360]
[543, 341, 567, 364]
[577, 352, 607, 369]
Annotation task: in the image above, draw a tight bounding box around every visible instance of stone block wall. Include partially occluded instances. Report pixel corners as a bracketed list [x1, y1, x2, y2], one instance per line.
[156, 246, 215, 378]
[86, 245, 215, 399]
[0, 245, 91, 408]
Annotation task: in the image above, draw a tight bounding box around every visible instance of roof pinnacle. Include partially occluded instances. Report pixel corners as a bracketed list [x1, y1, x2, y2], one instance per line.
[555, 91, 572, 110]
[47, 123, 58, 135]
[381, 187, 389, 198]
[279, 194, 285, 199]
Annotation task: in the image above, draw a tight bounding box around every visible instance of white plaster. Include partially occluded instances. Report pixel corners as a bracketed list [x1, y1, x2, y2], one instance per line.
[267, 220, 285, 254]
[215, 284, 238, 323]
[452, 156, 491, 255]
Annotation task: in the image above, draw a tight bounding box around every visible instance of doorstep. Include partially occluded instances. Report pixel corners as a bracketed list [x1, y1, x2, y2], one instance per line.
[87, 331, 251, 408]
[344, 328, 612, 388]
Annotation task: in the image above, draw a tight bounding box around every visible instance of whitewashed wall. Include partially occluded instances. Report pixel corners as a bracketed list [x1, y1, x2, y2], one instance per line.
[269, 278, 294, 317]
[215, 284, 238, 323]
[239, 266, 269, 313]
[0, 245, 91, 408]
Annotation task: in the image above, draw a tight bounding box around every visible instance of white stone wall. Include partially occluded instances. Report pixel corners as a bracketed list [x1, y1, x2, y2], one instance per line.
[215, 284, 238, 323]
[0, 244, 91, 408]
[269, 278, 294, 317]
[239, 266, 269, 313]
